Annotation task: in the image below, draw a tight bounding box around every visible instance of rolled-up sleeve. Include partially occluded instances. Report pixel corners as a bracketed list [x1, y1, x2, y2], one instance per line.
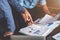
[8, 0, 25, 13]
[40, 0, 46, 6]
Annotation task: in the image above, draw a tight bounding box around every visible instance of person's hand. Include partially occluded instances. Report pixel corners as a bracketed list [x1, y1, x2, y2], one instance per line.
[21, 9, 34, 26]
[4, 32, 13, 37]
[26, 16, 34, 26]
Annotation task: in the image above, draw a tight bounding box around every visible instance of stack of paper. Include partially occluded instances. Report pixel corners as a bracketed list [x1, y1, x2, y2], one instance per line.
[19, 21, 60, 36]
[19, 14, 60, 37]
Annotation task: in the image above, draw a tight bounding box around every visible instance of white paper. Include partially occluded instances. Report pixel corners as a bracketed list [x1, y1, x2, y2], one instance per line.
[38, 14, 54, 25]
[19, 13, 60, 36]
[19, 21, 60, 36]
[52, 33, 60, 40]
[38, 13, 60, 25]
[54, 13, 60, 20]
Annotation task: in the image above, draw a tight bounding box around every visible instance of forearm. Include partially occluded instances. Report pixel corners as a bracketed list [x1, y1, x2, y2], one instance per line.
[41, 5, 51, 14]
[41, 4, 56, 17]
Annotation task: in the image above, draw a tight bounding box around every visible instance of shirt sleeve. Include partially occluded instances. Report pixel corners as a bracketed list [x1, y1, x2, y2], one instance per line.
[18, 0, 39, 9]
[8, 0, 25, 13]
[40, 0, 46, 6]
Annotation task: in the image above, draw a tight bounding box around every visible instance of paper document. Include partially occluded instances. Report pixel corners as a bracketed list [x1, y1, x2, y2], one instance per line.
[38, 14, 60, 25]
[19, 14, 60, 36]
[52, 33, 60, 40]
[19, 21, 60, 36]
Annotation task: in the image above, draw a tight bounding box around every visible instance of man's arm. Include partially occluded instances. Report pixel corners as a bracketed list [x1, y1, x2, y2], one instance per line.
[41, 4, 56, 17]
[40, 0, 56, 17]
[38, 0, 57, 25]
[8, 0, 33, 26]
[21, 8, 33, 26]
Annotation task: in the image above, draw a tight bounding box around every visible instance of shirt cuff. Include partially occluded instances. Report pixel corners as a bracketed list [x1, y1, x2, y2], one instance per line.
[40, 0, 46, 6]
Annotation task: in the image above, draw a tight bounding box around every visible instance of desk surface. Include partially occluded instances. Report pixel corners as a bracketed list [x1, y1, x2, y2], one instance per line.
[46, 25, 60, 40]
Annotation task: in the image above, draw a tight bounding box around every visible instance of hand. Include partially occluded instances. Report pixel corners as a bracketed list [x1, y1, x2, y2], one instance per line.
[21, 9, 34, 26]
[26, 16, 34, 26]
[4, 32, 13, 37]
